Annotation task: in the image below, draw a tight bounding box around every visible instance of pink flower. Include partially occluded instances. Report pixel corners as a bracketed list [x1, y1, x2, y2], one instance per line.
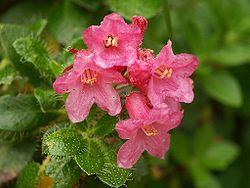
[53, 50, 127, 123]
[83, 13, 142, 68]
[148, 40, 198, 105]
[128, 48, 154, 93]
[116, 92, 183, 168]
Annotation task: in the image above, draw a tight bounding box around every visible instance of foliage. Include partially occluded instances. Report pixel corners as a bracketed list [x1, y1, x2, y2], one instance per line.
[0, 0, 249, 187]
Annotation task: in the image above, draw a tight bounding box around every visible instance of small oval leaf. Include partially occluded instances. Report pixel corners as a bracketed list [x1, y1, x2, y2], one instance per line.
[201, 70, 243, 107]
[43, 128, 87, 156]
[75, 139, 104, 175]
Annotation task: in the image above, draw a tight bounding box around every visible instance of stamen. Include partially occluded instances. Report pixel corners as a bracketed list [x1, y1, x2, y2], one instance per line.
[104, 35, 118, 48]
[81, 69, 98, 85]
[154, 64, 173, 79]
[142, 124, 158, 136]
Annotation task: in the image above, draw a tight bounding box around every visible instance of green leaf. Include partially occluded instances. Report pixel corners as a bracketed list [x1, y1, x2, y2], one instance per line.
[200, 70, 243, 107]
[96, 141, 130, 187]
[30, 19, 48, 36]
[194, 124, 214, 156]
[75, 139, 104, 175]
[13, 36, 63, 79]
[71, 0, 100, 11]
[209, 44, 250, 66]
[43, 128, 87, 156]
[108, 0, 161, 20]
[0, 129, 31, 143]
[0, 59, 17, 85]
[170, 132, 191, 164]
[48, 0, 88, 44]
[0, 95, 55, 131]
[132, 156, 148, 180]
[0, 24, 48, 86]
[42, 123, 70, 155]
[0, 24, 30, 60]
[97, 163, 130, 187]
[86, 104, 97, 123]
[0, 0, 52, 25]
[60, 37, 87, 67]
[34, 88, 61, 113]
[201, 141, 240, 171]
[45, 156, 81, 188]
[189, 160, 222, 188]
[16, 163, 40, 188]
[67, 37, 87, 50]
[0, 139, 36, 171]
[92, 114, 118, 136]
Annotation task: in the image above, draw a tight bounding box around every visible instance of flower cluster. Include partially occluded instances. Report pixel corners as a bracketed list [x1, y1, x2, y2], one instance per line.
[53, 13, 198, 169]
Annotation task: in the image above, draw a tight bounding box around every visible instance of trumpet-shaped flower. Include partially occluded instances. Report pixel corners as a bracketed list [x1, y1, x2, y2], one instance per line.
[116, 92, 183, 168]
[53, 50, 127, 123]
[83, 13, 142, 68]
[148, 40, 198, 105]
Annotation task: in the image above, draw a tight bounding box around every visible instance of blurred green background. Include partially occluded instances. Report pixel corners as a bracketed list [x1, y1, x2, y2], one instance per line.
[0, 0, 250, 187]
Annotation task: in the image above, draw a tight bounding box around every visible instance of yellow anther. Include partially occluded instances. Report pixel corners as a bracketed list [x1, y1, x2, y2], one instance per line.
[81, 69, 98, 85]
[154, 64, 173, 79]
[142, 124, 158, 136]
[104, 35, 118, 48]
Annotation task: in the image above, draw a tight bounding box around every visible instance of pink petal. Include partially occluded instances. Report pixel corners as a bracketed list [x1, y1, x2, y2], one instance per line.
[83, 25, 106, 56]
[164, 97, 181, 112]
[96, 47, 125, 68]
[144, 105, 170, 125]
[118, 26, 142, 57]
[166, 76, 194, 103]
[148, 76, 178, 105]
[101, 69, 127, 84]
[53, 70, 81, 94]
[173, 54, 198, 76]
[103, 13, 125, 22]
[65, 86, 94, 123]
[116, 119, 142, 139]
[152, 111, 183, 133]
[145, 133, 170, 159]
[125, 92, 150, 119]
[73, 49, 95, 73]
[117, 132, 145, 168]
[143, 105, 183, 133]
[147, 77, 162, 105]
[93, 79, 121, 116]
[153, 40, 175, 69]
[148, 75, 194, 104]
[74, 50, 127, 84]
[167, 111, 183, 130]
[102, 13, 125, 22]
[100, 13, 127, 34]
